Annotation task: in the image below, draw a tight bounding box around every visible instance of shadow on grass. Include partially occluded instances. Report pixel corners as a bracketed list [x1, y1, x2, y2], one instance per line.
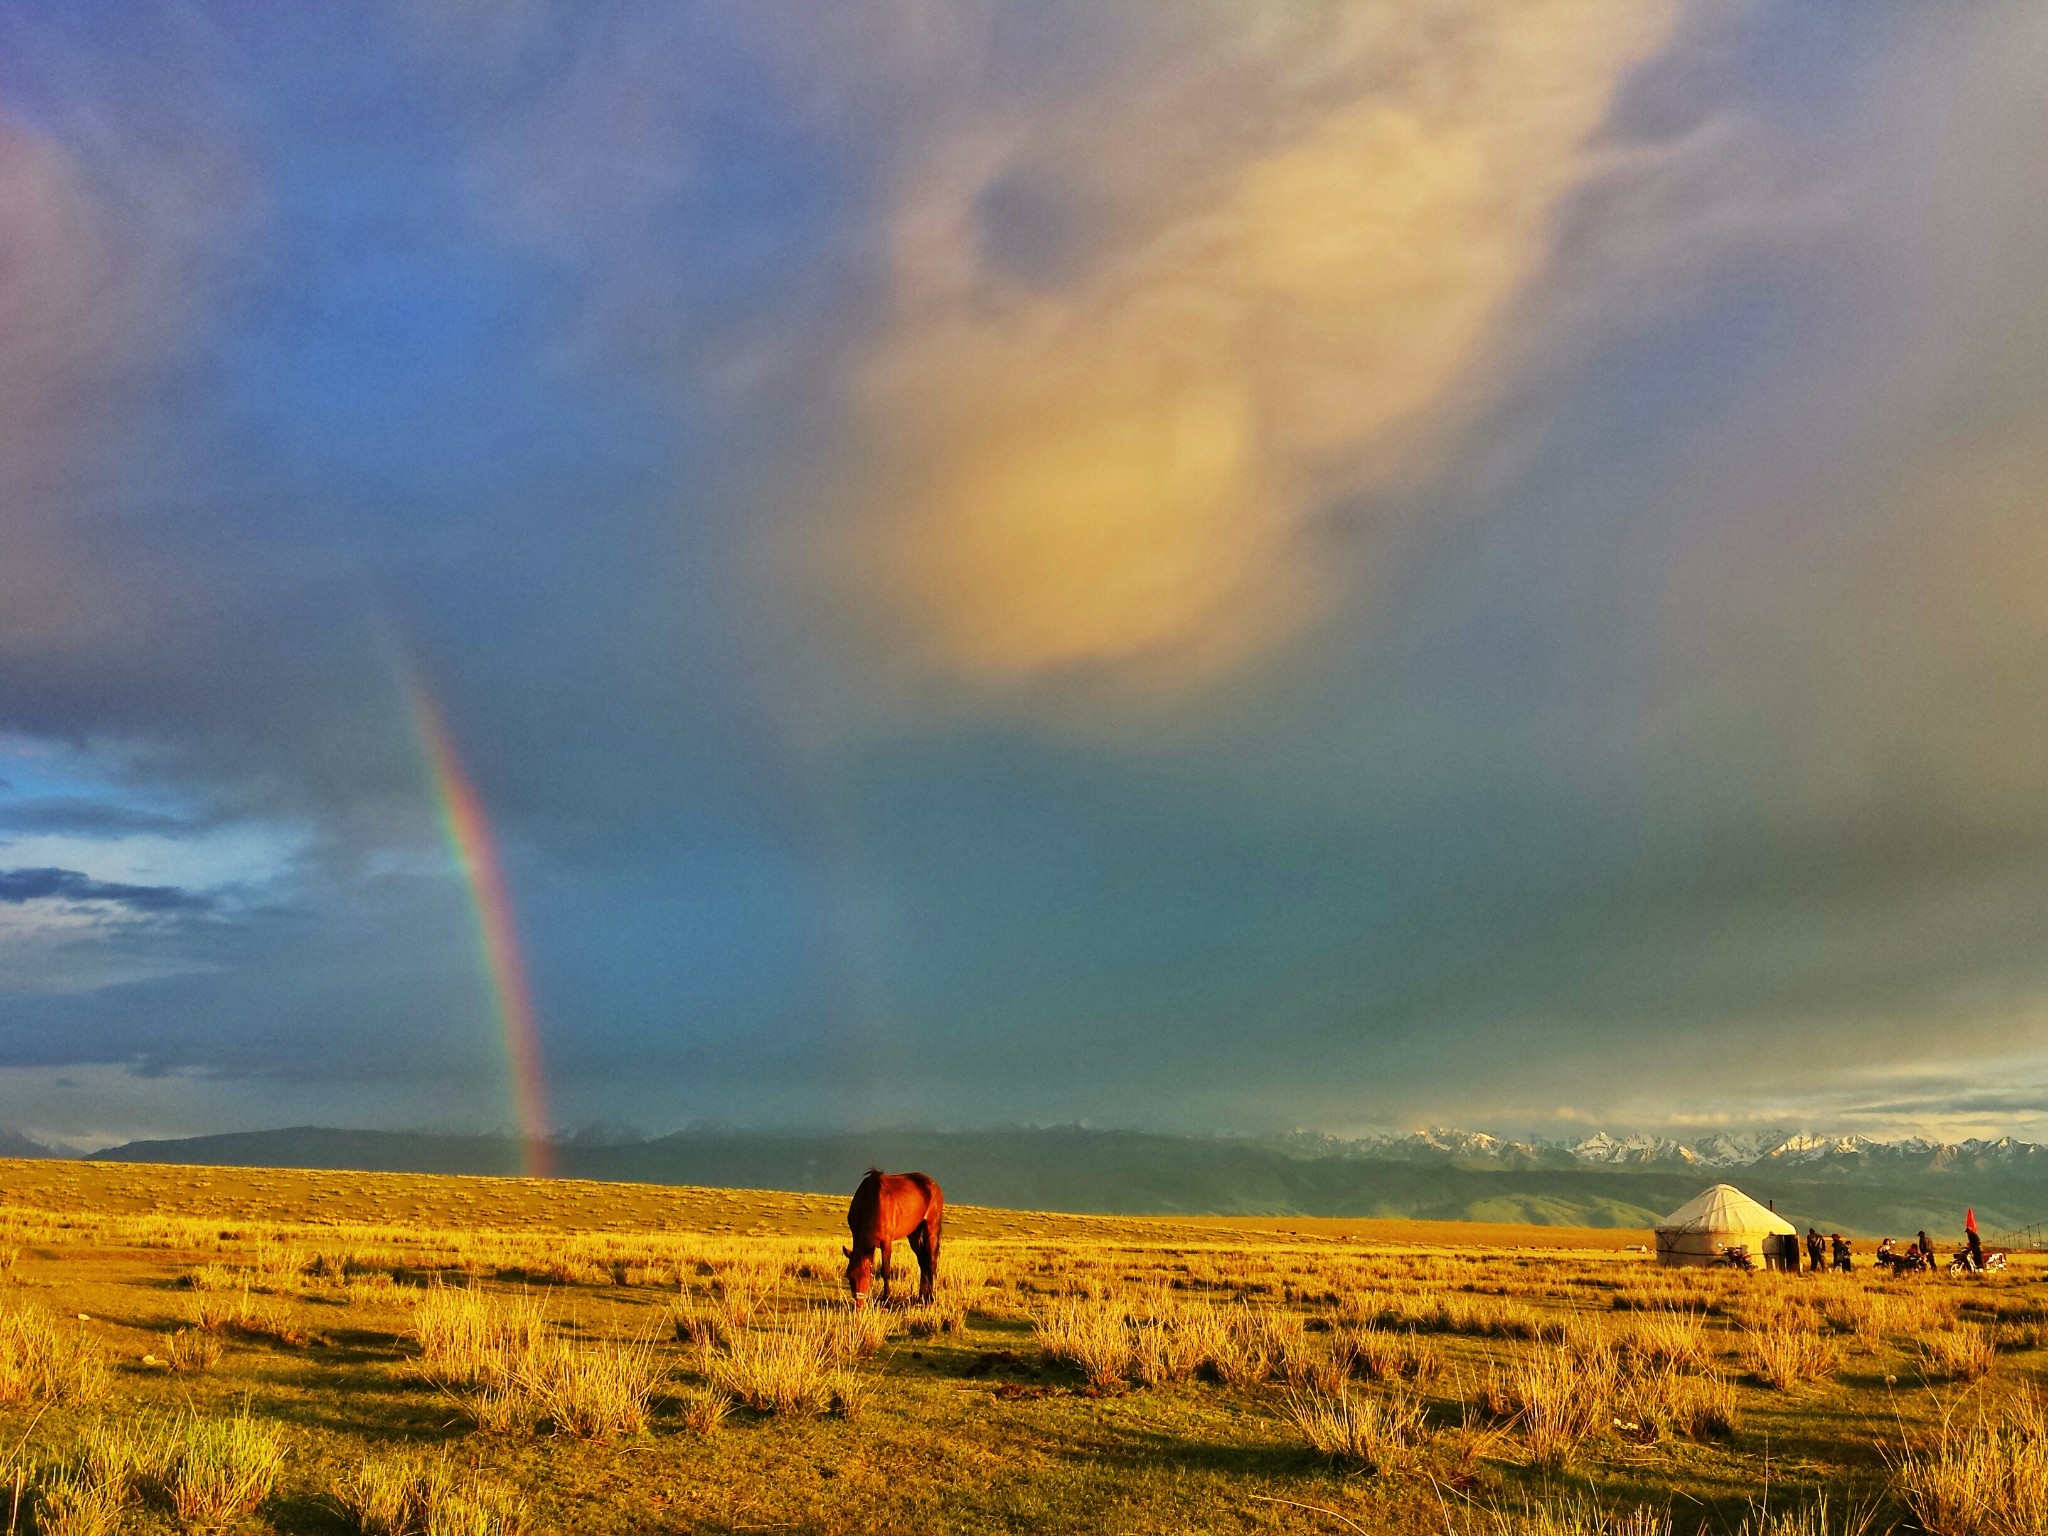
[263, 1490, 354, 1536]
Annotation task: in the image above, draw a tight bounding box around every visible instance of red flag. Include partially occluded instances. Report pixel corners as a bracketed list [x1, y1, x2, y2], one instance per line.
[1967, 1207, 1978, 1234]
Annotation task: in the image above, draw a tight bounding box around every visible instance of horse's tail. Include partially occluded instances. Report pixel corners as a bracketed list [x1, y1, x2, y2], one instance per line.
[925, 1181, 944, 1272]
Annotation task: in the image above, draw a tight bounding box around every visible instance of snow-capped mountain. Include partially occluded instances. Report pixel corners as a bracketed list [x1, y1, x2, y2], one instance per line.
[1326, 1127, 2048, 1173]
[1686, 1130, 1796, 1167]
[1569, 1132, 1700, 1166]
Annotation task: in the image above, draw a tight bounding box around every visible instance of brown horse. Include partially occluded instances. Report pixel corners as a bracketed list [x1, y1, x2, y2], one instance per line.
[844, 1168, 942, 1304]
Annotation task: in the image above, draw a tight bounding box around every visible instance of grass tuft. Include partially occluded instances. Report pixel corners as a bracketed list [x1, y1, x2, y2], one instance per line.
[158, 1411, 288, 1530]
[1035, 1296, 1133, 1389]
[1918, 1324, 1997, 1383]
[1894, 1395, 2048, 1536]
[1741, 1323, 1840, 1390]
[1285, 1381, 1426, 1473]
[0, 1303, 108, 1406]
[697, 1308, 854, 1416]
[338, 1450, 528, 1536]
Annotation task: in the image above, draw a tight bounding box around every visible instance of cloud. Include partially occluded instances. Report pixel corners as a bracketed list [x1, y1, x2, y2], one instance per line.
[0, 3, 2044, 1145]
[0, 798, 202, 838]
[0, 867, 212, 914]
[790, 1, 1675, 693]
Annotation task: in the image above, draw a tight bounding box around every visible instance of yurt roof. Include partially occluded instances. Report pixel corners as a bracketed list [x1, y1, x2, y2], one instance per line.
[1655, 1183, 1796, 1236]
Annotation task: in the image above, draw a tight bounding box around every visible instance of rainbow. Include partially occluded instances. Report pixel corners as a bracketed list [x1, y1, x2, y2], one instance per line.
[408, 677, 554, 1178]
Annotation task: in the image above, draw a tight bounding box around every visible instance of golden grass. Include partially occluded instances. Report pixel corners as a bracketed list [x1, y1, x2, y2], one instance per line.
[0, 1156, 2041, 1534]
[409, 1286, 664, 1437]
[162, 1327, 224, 1374]
[1893, 1395, 2048, 1536]
[1284, 1381, 1426, 1473]
[516, 1332, 665, 1439]
[678, 1384, 732, 1436]
[1617, 1307, 1712, 1371]
[32, 1460, 127, 1536]
[900, 1292, 971, 1338]
[1733, 1495, 1878, 1536]
[1496, 1343, 1616, 1468]
[1741, 1321, 1841, 1389]
[1918, 1323, 1998, 1383]
[1618, 1363, 1739, 1441]
[0, 1304, 108, 1407]
[411, 1285, 547, 1389]
[696, 1307, 857, 1416]
[1458, 1494, 1670, 1536]
[1034, 1294, 1133, 1389]
[153, 1410, 288, 1529]
[1349, 1326, 1444, 1385]
[339, 1450, 529, 1535]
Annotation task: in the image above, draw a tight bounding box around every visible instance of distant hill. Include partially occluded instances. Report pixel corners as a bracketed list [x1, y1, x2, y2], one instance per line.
[91, 1127, 528, 1177]
[84, 1124, 2048, 1237]
[0, 1127, 55, 1159]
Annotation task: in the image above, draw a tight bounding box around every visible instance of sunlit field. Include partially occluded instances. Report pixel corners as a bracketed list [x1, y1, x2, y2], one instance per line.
[0, 1159, 2041, 1535]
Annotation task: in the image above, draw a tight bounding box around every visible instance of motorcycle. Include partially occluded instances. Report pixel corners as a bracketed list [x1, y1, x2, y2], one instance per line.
[1948, 1247, 2006, 1276]
[1876, 1247, 1931, 1275]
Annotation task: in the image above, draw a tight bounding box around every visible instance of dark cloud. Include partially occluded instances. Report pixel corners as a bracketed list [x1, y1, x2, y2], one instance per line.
[0, 3, 2041, 1143]
[0, 799, 203, 838]
[0, 867, 212, 914]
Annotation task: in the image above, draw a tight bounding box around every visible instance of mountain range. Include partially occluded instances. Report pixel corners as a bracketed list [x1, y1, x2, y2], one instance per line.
[30, 1122, 2048, 1236]
[1287, 1126, 2048, 1175]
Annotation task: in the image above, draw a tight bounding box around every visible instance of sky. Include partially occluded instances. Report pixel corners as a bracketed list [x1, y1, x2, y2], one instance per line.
[1, 1, 2045, 1151]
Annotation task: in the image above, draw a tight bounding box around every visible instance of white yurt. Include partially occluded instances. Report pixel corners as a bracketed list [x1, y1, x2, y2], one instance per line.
[1654, 1184, 1798, 1270]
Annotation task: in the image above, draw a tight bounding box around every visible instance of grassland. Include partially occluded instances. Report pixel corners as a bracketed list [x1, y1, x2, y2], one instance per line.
[0, 1158, 2039, 1534]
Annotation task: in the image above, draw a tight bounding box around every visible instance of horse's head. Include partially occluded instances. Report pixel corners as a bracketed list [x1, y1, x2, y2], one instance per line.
[843, 1245, 874, 1305]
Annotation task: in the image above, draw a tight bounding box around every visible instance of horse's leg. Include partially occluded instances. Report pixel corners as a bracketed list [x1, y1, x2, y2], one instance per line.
[878, 1239, 893, 1303]
[907, 1225, 931, 1302]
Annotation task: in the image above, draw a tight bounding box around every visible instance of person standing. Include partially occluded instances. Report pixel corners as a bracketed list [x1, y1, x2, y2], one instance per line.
[1807, 1227, 1825, 1273]
[1966, 1208, 1984, 1272]
[1916, 1230, 1935, 1271]
[1830, 1233, 1850, 1272]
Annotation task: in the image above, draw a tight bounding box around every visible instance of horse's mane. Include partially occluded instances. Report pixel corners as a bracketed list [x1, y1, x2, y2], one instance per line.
[864, 1165, 885, 1180]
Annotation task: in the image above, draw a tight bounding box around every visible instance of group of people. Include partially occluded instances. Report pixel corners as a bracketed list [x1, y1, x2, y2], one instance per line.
[1804, 1227, 1859, 1272]
[1872, 1231, 1939, 1274]
[1832, 1217, 1992, 1275]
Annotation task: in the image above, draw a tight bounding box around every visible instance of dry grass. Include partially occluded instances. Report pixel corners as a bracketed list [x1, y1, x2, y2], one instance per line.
[183, 1261, 241, 1292]
[338, 1450, 529, 1536]
[516, 1331, 665, 1438]
[409, 1286, 663, 1437]
[678, 1384, 733, 1436]
[156, 1411, 288, 1529]
[1741, 1322, 1841, 1389]
[1893, 1395, 2048, 1536]
[1918, 1323, 1998, 1383]
[1348, 1326, 1444, 1385]
[1496, 1344, 1617, 1468]
[188, 1290, 240, 1334]
[1619, 1364, 1739, 1441]
[1459, 1493, 1670, 1536]
[0, 1304, 108, 1406]
[697, 1307, 857, 1416]
[230, 1293, 315, 1348]
[32, 1461, 128, 1536]
[1284, 1381, 1427, 1473]
[0, 1158, 2039, 1534]
[1617, 1308, 1712, 1372]
[410, 1285, 547, 1388]
[1035, 1295, 1134, 1389]
[1733, 1495, 1878, 1536]
[900, 1293, 971, 1338]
